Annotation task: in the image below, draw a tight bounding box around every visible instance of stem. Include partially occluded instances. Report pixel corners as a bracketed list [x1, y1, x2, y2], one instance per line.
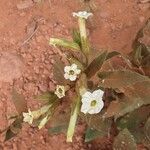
[66, 96, 81, 142]
[78, 18, 90, 55]
[78, 18, 87, 39]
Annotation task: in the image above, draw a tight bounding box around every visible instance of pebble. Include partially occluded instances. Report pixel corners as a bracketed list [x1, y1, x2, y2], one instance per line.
[139, 16, 145, 22]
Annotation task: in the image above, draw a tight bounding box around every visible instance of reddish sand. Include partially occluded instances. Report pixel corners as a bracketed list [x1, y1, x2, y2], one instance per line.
[0, 0, 149, 149]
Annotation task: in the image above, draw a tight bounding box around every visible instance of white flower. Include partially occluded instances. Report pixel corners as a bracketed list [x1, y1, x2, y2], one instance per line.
[81, 89, 104, 114]
[23, 109, 34, 125]
[55, 85, 65, 98]
[64, 64, 81, 81]
[73, 11, 93, 19]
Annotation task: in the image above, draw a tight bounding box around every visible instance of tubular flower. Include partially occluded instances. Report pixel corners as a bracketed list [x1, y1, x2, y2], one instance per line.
[81, 89, 104, 114]
[55, 85, 65, 98]
[64, 64, 81, 81]
[23, 109, 34, 125]
[72, 11, 93, 19]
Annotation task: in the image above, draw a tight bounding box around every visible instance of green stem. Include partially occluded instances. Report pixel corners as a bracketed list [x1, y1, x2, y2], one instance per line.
[78, 18, 90, 55]
[66, 96, 81, 142]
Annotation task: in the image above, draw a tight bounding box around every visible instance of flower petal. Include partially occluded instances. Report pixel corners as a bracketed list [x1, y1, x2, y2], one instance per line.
[64, 73, 70, 80]
[69, 75, 77, 81]
[64, 66, 71, 73]
[75, 69, 81, 75]
[82, 91, 92, 99]
[72, 11, 93, 19]
[81, 102, 90, 114]
[81, 97, 91, 103]
[71, 64, 77, 70]
[92, 89, 104, 100]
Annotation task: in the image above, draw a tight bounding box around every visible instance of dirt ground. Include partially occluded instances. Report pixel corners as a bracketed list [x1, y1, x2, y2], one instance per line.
[0, 0, 149, 150]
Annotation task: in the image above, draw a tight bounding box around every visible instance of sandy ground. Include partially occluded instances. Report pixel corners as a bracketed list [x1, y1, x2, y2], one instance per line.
[0, 0, 149, 149]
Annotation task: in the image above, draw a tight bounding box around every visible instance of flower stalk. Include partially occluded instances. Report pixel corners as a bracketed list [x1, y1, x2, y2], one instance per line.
[72, 11, 92, 55]
[78, 17, 90, 55]
[66, 96, 81, 142]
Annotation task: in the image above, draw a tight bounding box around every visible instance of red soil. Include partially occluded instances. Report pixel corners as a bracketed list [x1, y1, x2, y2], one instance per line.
[0, 0, 149, 149]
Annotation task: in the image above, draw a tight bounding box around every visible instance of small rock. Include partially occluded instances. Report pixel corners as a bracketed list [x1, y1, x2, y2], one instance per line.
[17, 0, 33, 10]
[139, 16, 145, 22]
[0, 52, 24, 82]
[100, 11, 110, 19]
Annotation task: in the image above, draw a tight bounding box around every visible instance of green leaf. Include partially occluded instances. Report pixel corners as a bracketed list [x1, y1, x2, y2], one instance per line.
[53, 56, 69, 85]
[113, 128, 137, 150]
[98, 70, 150, 89]
[48, 125, 67, 135]
[144, 117, 150, 142]
[49, 38, 80, 51]
[133, 19, 150, 50]
[48, 109, 69, 134]
[11, 89, 27, 114]
[85, 51, 108, 78]
[84, 113, 112, 134]
[5, 117, 22, 141]
[131, 18, 150, 67]
[117, 105, 150, 143]
[35, 91, 57, 104]
[106, 51, 120, 60]
[85, 128, 102, 142]
[5, 128, 16, 141]
[124, 81, 150, 105]
[104, 96, 144, 120]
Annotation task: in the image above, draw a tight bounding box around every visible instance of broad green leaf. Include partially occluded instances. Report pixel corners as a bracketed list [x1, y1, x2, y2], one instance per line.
[5, 117, 22, 141]
[12, 89, 27, 114]
[106, 51, 120, 60]
[98, 70, 150, 89]
[104, 81, 150, 120]
[124, 81, 150, 105]
[144, 117, 150, 142]
[85, 128, 102, 142]
[142, 66, 150, 77]
[131, 18, 150, 67]
[35, 91, 57, 104]
[53, 56, 69, 85]
[117, 105, 150, 143]
[113, 129, 137, 150]
[5, 128, 16, 141]
[104, 96, 144, 120]
[132, 18, 150, 53]
[85, 51, 108, 78]
[84, 113, 112, 134]
[50, 106, 70, 129]
[49, 38, 80, 51]
[48, 125, 67, 135]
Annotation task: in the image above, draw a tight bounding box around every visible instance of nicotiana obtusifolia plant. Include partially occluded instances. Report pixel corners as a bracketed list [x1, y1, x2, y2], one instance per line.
[2, 12, 150, 149]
